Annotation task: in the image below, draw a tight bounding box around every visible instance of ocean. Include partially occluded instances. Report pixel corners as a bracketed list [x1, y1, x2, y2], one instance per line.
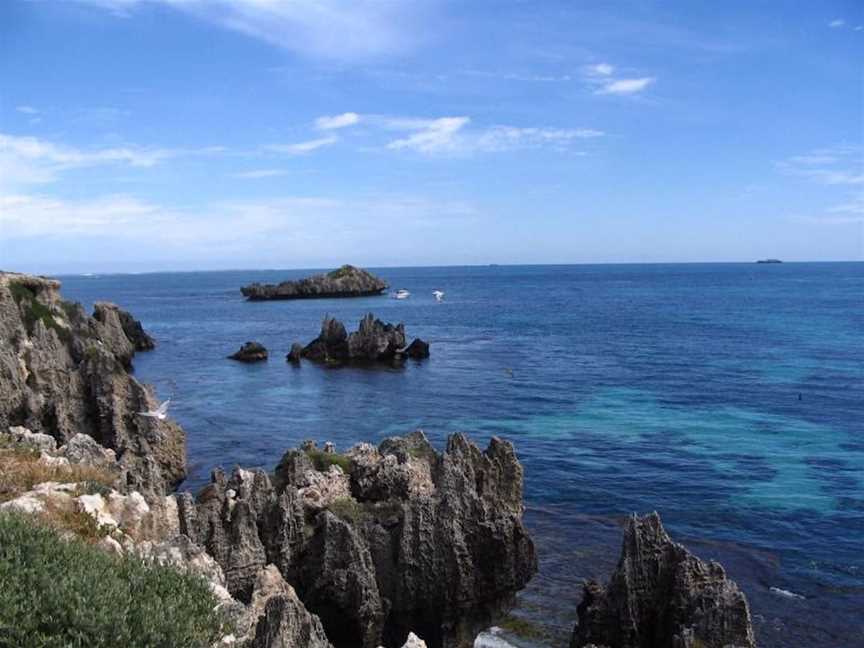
[57, 263, 864, 647]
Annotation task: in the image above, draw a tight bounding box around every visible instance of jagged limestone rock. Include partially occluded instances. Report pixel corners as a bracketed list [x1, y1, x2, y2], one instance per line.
[570, 512, 756, 648]
[177, 431, 537, 648]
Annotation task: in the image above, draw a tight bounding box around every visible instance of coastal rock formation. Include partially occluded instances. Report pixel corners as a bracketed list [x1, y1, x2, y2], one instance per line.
[286, 343, 304, 364]
[296, 314, 429, 367]
[241, 265, 388, 301]
[176, 431, 537, 648]
[570, 512, 756, 648]
[403, 338, 430, 359]
[230, 341, 269, 362]
[0, 272, 185, 495]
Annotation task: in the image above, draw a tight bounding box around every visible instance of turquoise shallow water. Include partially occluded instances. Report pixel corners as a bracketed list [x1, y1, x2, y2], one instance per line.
[58, 263, 864, 647]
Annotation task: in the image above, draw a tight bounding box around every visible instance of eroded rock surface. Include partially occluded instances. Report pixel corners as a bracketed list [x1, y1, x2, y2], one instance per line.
[296, 314, 429, 367]
[570, 512, 756, 648]
[177, 431, 537, 648]
[0, 272, 185, 494]
[241, 265, 388, 301]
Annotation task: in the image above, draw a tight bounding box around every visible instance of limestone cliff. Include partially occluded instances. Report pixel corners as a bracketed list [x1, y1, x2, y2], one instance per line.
[0, 272, 185, 494]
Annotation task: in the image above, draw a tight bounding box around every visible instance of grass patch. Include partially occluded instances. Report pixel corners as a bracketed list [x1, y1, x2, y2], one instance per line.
[9, 282, 70, 343]
[499, 614, 550, 641]
[9, 282, 36, 305]
[305, 448, 352, 473]
[0, 513, 228, 647]
[326, 264, 356, 280]
[326, 497, 366, 523]
[0, 447, 117, 503]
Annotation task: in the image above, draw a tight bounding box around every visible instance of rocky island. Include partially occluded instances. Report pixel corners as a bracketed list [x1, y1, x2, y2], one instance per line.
[290, 313, 430, 367]
[241, 265, 388, 301]
[0, 271, 757, 648]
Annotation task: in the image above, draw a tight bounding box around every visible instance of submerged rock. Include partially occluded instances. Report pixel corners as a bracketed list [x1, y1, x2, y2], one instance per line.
[570, 512, 756, 648]
[241, 265, 388, 301]
[286, 343, 304, 364]
[177, 431, 536, 648]
[0, 272, 185, 495]
[229, 341, 269, 363]
[403, 338, 430, 359]
[298, 314, 428, 367]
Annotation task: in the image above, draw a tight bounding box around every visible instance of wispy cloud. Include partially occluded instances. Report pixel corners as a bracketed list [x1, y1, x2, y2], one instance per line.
[829, 19, 846, 28]
[580, 62, 655, 96]
[386, 117, 471, 154]
[77, 0, 428, 61]
[777, 145, 864, 186]
[582, 63, 615, 77]
[0, 133, 223, 191]
[595, 77, 656, 95]
[315, 112, 361, 130]
[16, 106, 39, 115]
[264, 135, 338, 155]
[232, 169, 291, 179]
[383, 116, 604, 156]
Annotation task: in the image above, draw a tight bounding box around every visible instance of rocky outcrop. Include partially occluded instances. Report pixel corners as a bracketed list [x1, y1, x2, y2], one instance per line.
[230, 341, 269, 363]
[570, 512, 756, 648]
[286, 343, 304, 364]
[295, 314, 429, 367]
[177, 431, 536, 648]
[241, 265, 388, 301]
[403, 338, 430, 359]
[0, 272, 185, 495]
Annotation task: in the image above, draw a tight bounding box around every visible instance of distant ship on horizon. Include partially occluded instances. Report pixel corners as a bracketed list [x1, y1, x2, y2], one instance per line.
[756, 258, 783, 264]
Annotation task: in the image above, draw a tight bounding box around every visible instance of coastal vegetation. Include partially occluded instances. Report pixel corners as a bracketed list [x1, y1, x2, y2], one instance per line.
[0, 513, 227, 648]
[305, 447, 353, 473]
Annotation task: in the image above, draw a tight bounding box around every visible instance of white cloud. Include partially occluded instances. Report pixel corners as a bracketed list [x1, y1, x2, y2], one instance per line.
[387, 117, 470, 154]
[595, 77, 655, 95]
[264, 136, 338, 155]
[778, 146, 864, 186]
[16, 106, 39, 115]
[0, 133, 173, 169]
[315, 112, 361, 130]
[233, 169, 291, 179]
[77, 0, 426, 61]
[829, 19, 845, 28]
[583, 63, 615, 77]
[383, 117, 604, 156]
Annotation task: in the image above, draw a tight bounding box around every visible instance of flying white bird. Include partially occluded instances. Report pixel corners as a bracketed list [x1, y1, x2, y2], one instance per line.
[138, 400, 170, 420]
[433, 290, 445, 302]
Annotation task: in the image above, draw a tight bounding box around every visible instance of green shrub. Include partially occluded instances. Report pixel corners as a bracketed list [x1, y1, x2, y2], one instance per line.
[8, 282, 36, 305]
[326, 265, 355, 280]
[0, 513, 228, 648]
[305, 449, 352, 473]
[9, 282, 70, 343]
[326, 497, 366, 523]
[499, 614, 549, 640]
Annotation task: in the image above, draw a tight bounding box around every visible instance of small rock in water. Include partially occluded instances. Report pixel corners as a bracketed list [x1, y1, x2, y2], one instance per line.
[229, 341, 268, 362]
[286, 342, 304, 364]
[404, 338, 430, 359]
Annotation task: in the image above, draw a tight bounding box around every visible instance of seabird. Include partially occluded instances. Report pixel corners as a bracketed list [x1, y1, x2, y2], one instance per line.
[138, 399, 170, 420]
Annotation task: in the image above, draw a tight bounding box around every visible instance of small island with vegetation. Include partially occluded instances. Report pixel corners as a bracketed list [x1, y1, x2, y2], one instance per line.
[756, 258, 783, 264]
[240, 265, 388, 301]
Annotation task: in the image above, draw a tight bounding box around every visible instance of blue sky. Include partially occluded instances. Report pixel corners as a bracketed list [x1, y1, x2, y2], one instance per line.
[1, 0, 862, 273]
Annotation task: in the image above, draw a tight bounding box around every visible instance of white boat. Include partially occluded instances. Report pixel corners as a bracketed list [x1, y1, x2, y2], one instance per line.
[432, 290, 445, 302]
[393, 289, 411, 300]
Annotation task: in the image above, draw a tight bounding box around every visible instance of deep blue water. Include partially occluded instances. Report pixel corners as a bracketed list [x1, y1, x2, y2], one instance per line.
[58, 263, 863, 647]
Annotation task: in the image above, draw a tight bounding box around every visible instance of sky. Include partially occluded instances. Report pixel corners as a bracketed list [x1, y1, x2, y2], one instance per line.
[1, 0, 862, 273]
